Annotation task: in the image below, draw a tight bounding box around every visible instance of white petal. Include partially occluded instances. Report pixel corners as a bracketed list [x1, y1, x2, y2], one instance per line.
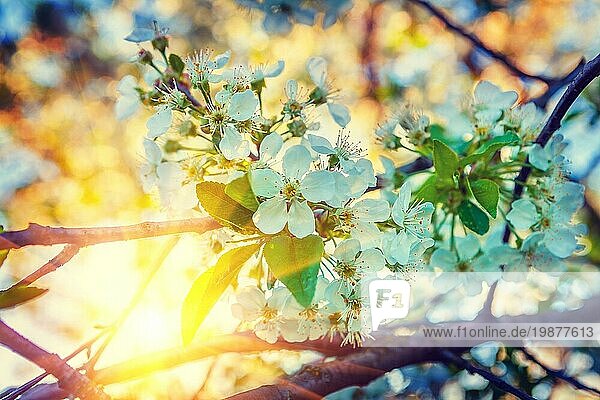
[306, 134, 335, 154]
[146, 107, 172, 138]
[213, 50, 231, 69]
[306, 57, 327, 88]
[333, 239, 361, 262]
[220, 125, 250, 160]
[327, 103, 350, 127]
[356, 248, 386, 272]
[252, 197, 288, 235]
[264, 60, 285, 77]
[299, 170, 334, 202]
[249, 169, 284, 198]
[506, 199, 539, 230]
[430, 248, 458, 271]
[350, 221, 382, 250]
[285, 79, 298, 100]
[228, 89, 258, 121]
[352, 199, 391, 222]
[115, 95, 139, 120]
[259, 133, 283, 161]
[283, 145, 312, 179]
[287, 199, 315, 238]
[455, 234, 480, 261]
[143, 139, 162, 165]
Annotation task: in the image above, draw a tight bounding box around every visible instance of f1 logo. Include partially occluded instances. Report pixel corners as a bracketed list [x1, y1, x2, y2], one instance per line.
[368, 279, 411, 331]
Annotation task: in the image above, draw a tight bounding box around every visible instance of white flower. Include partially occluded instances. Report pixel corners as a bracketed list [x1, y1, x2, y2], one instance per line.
[381, 182, 434, 264]
[473, 81, 518, 126]
[306, 57, 351, 127]
[146, 106, 173, 139]
[253, 132, 284, 168]
[252, 60, 285, 82]
[115, 75, 140, 120]
[281, 277, 330, 341]
[430, 235, 498, 296]
[232, 286, 301, 343]
[506, 184, 586, 258]
[249, 145, 335, 238]
[333, 239, 386, 285]
[391, 181, 434, 239]
[335, 199, 391, 249]
[215, 89, 260, 160]
[140, 139, 162, 192]
[185, 49, 231, 87]
[529, 134, 568, 171]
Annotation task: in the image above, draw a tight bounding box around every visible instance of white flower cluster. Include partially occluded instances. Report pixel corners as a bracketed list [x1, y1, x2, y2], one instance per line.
[119, 45, 587, 345]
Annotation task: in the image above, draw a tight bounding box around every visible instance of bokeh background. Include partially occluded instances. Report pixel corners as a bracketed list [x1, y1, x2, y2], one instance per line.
[1, 0, 600, 398]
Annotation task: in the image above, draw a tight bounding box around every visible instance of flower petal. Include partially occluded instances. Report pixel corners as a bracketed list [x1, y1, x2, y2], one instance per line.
[259, 133, 283, 161]
[352, 199, 391, 222]
[146, 107, 172, 138]
[249, 168, 284, 198]
[220, 125, 250, 160]
[506, 199, 539, 230]
[333, 239, 361, 262]
[299, 170, 334, 202]
[327, 102, 350, 127]
[252, 197, 288, 235]
[306, 57, 327, 88]
[287, 199, 315, 238]
[228, 89, 258, 121]
[283, 145, 312, 179]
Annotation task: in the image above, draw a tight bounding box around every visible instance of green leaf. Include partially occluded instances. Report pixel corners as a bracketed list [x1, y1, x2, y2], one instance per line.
[470, 179, 499, 218]
[0, 226, 8, 269]
[460, 134, 519, 166]
[0, 286, 48, 309]
[263, 235, 324, 307]
[457, 200, 490, 235]
[181, 243, 261, 345]
[225, 174, 259, 212]
[168, 54, 185, 74]
[414, 175, 439, 203]
[197, 181, 258, 233]
[433, 139, 459, 184]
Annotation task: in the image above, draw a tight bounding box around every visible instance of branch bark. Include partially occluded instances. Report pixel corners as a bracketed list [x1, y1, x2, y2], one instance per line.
[225, 347, 454, 400]
[0, 319, 109, 400]
[0, 218, 220, 250]
[503, 52, 600, 242]
[11, 245, 80, 288]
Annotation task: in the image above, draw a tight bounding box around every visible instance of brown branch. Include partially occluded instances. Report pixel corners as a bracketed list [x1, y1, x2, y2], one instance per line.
[407, 0, 552, 84]
[441, 350, 535, 400]
[11, 245, 80, 288]
[17, 333, 354, 400]
[0, 218, 221, 250]
[503, 52, 600, 242]
[225, 347, 455, 400]
[0, 319, 109, 400]
[520, 348, 600, 397]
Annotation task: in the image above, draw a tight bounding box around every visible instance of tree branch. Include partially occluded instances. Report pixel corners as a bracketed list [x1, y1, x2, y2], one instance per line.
[0, 319, 109, 400]
[10, 245, 80, 288]
[0, 218, 220, 250]
[503, 52, 600, 242]
[225, 347, 455, 400]
[441, 350, 535, 400]
[520, 348, 600, 397]
[407, 0, 552, 84]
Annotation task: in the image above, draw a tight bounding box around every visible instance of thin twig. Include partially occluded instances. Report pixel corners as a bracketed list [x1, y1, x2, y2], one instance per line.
[0, 319, 110, 400]
[10, 245, 80, 288]
[0, 217, 220, 250]
[84, 236, 180, 371]
[503, 53, 600, 243]
[407, 0, 552, 84]
[441, 350, 535, 400]
[521, 348, 600, 397]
